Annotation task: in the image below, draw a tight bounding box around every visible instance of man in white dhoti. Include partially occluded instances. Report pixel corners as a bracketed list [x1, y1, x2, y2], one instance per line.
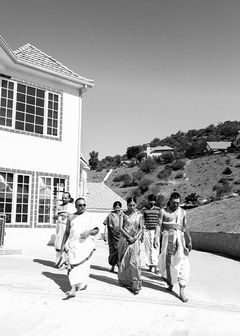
[62, 197, 99, 298]
[155, 192, 192, 302]
[54, 192, 75, 268]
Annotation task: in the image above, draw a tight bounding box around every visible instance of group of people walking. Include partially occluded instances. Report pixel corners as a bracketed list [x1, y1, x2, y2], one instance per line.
[54, 191, 192, 302]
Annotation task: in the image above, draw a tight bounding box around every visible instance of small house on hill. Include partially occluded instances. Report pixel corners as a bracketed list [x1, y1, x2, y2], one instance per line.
[86, 182, 127, 236]
[144, 144, 174, 157]
[204, 142, 232, 154]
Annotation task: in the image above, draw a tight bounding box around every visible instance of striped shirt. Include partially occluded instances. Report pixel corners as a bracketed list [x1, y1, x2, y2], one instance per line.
[142, 206, 161, 230]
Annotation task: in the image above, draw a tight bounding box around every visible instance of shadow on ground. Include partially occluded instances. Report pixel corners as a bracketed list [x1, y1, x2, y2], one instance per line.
[42, 271, 69, 293]
[33, 258, 55, 268]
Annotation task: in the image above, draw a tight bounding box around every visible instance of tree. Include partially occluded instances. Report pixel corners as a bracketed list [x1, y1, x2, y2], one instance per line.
[126, 145, 143, 159]
[88, 151, 99, 170]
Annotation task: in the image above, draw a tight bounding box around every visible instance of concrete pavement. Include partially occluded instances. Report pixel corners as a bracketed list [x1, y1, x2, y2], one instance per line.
[0, 239, 240, 336]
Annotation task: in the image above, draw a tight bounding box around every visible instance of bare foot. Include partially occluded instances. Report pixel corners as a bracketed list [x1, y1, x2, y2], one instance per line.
[179, 287, 188, 302]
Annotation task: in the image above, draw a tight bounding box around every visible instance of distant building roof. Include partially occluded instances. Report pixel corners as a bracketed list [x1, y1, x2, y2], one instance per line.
[86, 182, 127, 210]
[150, 145, 174, 152]
[144, 145, 174, 154]
[206, 142, 232, 150]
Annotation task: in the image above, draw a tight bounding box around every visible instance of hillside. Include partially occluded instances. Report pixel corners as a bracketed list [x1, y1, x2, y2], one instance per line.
[187, 197, 240, 233]
[88, 152, 240, 204]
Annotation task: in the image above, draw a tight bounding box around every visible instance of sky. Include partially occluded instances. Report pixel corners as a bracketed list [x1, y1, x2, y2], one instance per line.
[1, 0, 240, 159]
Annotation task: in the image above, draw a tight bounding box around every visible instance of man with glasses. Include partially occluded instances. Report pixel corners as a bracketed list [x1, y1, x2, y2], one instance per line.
[62, 197, 99, 298]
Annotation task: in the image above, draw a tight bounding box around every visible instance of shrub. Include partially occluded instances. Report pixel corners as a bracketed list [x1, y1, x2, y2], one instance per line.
[218, 177, 229, 184]
[235, 163, 240, 168]
[236, 153, 240, 159]
[234, 179, 240, 185]
[139, 157, 156, 173]
[161, 152, 175, 164]
[171, 159, 185, 171]
[138, 178, 153, 194]
[175, 172, 183, 179]
[157, 166, 172, 179]
[213, 180, 232, 196]
[225, 158, 231, 165]
[130, 187, 142, 198]
[132, 170, 144, 181]
[121, 174, 133, 188]
[185, 193, 200, 204]
[222, 167, 232, 175]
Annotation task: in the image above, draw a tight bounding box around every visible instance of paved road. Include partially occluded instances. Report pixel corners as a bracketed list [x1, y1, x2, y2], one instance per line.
[0, 240, 240, 336]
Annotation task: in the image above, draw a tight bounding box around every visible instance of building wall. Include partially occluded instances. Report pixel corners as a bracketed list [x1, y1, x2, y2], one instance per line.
[0, 48, 84, 227]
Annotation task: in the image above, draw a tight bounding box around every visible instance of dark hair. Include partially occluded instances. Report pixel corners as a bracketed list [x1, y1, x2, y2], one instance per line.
[63, 191, 71, 198]
[127, 197, 137, 205]
[170, 192, 181, 200]
[148, 194, 156, 202]
[75, 197, 86, 206]
[113, 201, 122, 208]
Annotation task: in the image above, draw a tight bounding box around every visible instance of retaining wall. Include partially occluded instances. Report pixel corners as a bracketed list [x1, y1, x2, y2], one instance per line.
[190, 231, 240, 259]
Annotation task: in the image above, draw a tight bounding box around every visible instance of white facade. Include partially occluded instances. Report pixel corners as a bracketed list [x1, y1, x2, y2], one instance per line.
[0, 36, 93, 228]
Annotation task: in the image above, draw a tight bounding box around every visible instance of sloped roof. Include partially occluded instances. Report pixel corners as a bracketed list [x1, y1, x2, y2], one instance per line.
[0, 35, 93, 87]
[151, 145, 173, 152]
[86, 182, 127, 210]
[14, 44, 94, 86]
[144, 145, 174, 154]
[206, 142, 232, 150]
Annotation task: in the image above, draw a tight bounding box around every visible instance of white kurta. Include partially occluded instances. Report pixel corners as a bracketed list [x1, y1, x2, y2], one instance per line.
[66, 212, 96, 287]
[158, 207, 190, 286]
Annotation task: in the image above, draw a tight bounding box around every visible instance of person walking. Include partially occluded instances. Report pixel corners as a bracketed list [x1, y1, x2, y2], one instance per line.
[54, 192, 75, 268]
[142, 194, 161, 273]
[62, 197, 99, 298]
[156, 192, 192, 302]
[103, 201, 125, 272]
[118, 197, 143, 295]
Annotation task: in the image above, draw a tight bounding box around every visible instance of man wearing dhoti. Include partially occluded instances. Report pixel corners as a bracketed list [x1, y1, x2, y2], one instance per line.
[156, 192, 192, 302]
[62, 197, 99, 298]
[54, 192, 75, 268]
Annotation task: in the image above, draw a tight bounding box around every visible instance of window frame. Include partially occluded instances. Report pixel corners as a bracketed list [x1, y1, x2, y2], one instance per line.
[0, 78, 61, 139]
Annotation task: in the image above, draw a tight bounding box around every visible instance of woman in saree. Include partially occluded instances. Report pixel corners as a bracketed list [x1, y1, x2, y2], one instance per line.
[118, 197, 143, 295]
[103, 201, 124, 272]
[62, 197, 99, 298]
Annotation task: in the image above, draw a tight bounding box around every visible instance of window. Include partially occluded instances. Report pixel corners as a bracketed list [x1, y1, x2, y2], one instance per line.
[0, 79, 60, 137]
[38, 176, 66, 224]
[0, 172, 31, 224]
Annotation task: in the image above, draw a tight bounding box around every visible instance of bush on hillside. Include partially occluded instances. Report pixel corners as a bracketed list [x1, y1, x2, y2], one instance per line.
[138, 178, 153, 194]
[213, 180, 232, 196]
[157, 166, 172, 179]
[185, 193, 200, 205]
[234, 179, 240, 185]
[121, 174, 133, 188]
[161, 152, 175, 164]
[171, 159, 185, 171]
[222, 167, 232, 175]
[132, 170, 144, 182]
[236, 154, 240, 159]
[174, 172, 184, 179]
[130, 187, 142, 198]
[218, 177, 229, 184]
[139, 157, 156, 173]
[235, 163, 240, 168]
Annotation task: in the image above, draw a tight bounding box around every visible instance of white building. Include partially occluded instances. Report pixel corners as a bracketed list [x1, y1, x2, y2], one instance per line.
[0, 36, 93, 229]
[144, 144, 174, 157]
